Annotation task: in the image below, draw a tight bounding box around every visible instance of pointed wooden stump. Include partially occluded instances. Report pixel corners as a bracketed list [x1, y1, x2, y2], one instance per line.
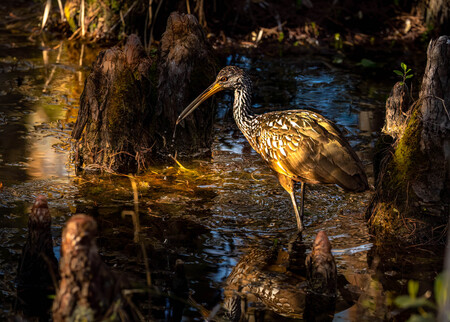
[52, 214, 134, 321]
[367, 36, 450, 244]
[157, 12, 218, 157]
[16, 195, 58, 320]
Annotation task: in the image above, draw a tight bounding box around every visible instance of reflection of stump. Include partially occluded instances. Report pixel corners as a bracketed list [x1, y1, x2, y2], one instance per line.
[367, 36, 450, 244]
[304, 231, 337, 322]
[72, 34, 154, 173]
[158, 12, 217, 156]
[72, 13, 217, 172]
[52, 215, 133, 321]
[305, 231, 337, 295]
[16, 195, 58, 319]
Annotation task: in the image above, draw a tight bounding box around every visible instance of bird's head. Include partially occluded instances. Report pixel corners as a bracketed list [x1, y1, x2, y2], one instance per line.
[176, 66, 249, 125]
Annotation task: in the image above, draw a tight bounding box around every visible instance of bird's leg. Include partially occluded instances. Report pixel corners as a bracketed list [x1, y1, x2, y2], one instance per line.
[300, 182, 306, 220]
[289, 191, 304, 232]
[277, 173, 304, 232]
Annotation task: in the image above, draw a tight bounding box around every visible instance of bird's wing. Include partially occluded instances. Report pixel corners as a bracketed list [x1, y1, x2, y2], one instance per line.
[254, 110, 366, 189]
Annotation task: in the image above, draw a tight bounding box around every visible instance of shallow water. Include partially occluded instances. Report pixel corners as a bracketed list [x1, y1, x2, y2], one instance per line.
[0, 21, 444, 321]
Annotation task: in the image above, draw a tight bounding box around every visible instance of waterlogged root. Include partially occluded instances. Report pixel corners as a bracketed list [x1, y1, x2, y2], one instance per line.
[169, 153, 188, 170]
[250, 170, 272, 182]
[168, 154, 200, 175]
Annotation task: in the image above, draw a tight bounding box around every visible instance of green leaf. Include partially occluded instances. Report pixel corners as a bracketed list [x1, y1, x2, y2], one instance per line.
[407, 313, 436, 322]
[408, 280, 420, 298]
[401, 62, 407, 71]
[407, 68, 412, 73]
[278, 32, 284, 42]
[394, 295, 436, 309]
[435, 273, 447, 309]
[394, 70, 404, 76]
[405, 74, 413, 79]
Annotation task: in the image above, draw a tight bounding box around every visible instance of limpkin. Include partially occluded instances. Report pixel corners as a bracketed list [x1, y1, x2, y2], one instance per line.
[177, 66, 369, 231]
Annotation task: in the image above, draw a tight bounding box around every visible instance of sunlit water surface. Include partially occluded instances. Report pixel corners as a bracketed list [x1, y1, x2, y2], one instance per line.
[0, 24, 443, 321]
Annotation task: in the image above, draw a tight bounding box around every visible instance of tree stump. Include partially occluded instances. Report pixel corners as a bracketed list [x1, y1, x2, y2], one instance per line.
[417, 0, 450, 36]
[72, 13, 217, 173]
[72, 34, 154, 173]
[157, 12, 218, 157]
[52, 214, 134, 321]
[367, 36, 450, 245]
[16, 195, 59, 320]
[372, 82, 411, 183]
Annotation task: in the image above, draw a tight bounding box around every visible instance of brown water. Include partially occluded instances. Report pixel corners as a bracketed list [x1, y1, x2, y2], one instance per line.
[0, 21, 444, 321]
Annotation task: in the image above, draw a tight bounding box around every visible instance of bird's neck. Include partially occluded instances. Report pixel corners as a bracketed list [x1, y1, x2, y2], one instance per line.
[233, 86, 256, 134]
[233, 85, 261, 152]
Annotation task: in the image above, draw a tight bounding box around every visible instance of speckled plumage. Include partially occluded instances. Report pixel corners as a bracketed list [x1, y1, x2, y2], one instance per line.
[178, 66, 369, 231]
[216, 66, 368, 192]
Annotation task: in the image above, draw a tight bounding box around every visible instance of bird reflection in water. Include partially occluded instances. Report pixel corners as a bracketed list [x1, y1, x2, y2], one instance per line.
[223, 231, 342, 321]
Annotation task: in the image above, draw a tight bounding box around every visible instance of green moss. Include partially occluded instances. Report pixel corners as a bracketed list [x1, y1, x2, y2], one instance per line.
[369, 108, 428, 243]
[393, 109, 423, 183]
[369, 103, 447, 244]
[381, 108, 424, 200]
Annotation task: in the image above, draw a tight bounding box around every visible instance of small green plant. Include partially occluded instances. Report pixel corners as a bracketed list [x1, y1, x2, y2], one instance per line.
[394, 62, 413, 85]
[393, 277, 450, 322]
[334, 33, 343, 50]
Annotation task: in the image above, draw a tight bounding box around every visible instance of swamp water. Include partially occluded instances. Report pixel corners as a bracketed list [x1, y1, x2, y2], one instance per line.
[0, 25, 443, 321]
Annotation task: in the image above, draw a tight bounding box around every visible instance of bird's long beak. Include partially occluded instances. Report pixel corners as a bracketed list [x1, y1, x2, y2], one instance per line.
[176, 82, 224, 125]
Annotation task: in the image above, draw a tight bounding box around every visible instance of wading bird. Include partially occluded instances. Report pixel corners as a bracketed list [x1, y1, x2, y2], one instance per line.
[176, 66, 368, 231]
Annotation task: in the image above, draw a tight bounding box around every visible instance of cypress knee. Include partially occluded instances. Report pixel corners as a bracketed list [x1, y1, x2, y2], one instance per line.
[367, 36, 450, 244]
[52, 214, 133, 321]
[16, 195, 58, 320]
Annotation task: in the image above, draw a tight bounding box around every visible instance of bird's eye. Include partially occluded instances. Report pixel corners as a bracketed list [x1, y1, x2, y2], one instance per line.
[220, 76, 228, 82]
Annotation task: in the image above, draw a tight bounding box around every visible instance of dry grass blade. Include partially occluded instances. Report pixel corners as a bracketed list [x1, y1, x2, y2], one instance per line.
[81, 0, 86, 37]
[57, 0, 65, 21]
[169, 154, 189, 171]
[186, 0, 191, 14]
[79, 43, 84, 67]
[41, 41, 49, 66]
[42, 42, 63, 93]
[127, 175, 152, 288]
[41, 0, 52, 30]
[109, 0, 139, 33]
[149, 0, 164, 45]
